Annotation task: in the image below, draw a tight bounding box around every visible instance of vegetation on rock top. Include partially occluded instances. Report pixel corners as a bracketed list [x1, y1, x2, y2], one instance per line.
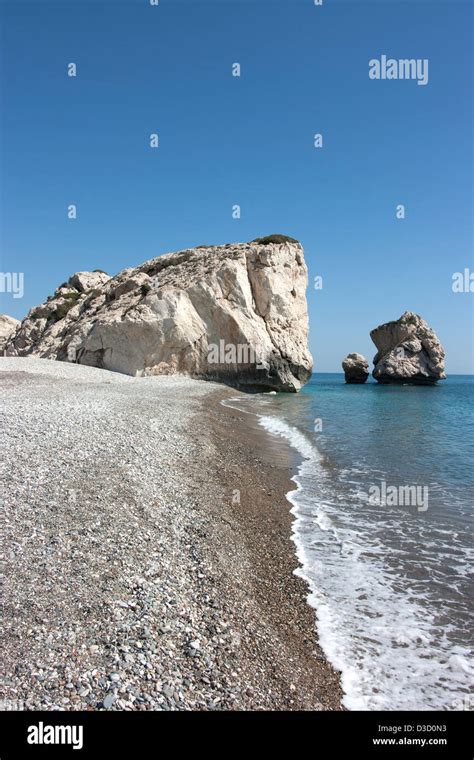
[251, 234, 299, 245]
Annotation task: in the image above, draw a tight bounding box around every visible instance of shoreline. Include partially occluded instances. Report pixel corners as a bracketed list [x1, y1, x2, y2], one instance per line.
[1, 358, 343, 711]
[199, 387, 344, 710]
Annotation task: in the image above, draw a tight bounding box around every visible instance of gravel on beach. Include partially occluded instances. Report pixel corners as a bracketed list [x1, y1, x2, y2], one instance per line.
[1, 358, 343, 711]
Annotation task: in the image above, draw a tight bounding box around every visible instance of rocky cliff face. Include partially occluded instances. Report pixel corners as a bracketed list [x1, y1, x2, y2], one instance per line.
[342, 353, 369, 383]
[0, 314, 20, 353]
[5, 238, 313, 392]
[371, 311, 445, 384]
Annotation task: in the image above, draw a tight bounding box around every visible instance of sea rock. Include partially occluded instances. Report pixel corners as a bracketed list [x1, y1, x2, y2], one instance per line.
[371, 311, 445, 384]
[5, 237, 313, 392]
[0, 315, 20, 353]
[342, 353, 369, 384]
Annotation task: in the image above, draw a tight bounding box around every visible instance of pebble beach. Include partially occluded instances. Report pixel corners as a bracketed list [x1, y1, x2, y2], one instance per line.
[1, 358, 342, 711]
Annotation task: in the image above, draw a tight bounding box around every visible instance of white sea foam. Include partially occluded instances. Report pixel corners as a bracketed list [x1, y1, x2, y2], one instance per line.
[258, 414, 321, 463]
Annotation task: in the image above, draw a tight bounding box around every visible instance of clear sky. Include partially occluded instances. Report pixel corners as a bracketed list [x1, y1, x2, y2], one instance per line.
[1, 0, 472, 373]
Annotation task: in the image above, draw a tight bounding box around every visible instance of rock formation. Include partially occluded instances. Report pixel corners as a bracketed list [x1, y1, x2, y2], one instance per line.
[342, 353, 369, 383]
[5, 237, 313, 392]
[0, 315, 20, 353]
[371, 311, 445, 384]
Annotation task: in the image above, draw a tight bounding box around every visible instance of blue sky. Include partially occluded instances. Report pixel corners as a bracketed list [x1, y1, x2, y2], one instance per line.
[1, 0, 472, 373]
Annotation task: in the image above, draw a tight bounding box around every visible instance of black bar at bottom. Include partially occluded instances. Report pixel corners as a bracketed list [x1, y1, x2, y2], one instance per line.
[0, 710, 471, 758]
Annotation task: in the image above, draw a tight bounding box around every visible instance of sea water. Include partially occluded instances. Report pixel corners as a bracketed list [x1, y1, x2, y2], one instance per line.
[224, 374, 473, 710]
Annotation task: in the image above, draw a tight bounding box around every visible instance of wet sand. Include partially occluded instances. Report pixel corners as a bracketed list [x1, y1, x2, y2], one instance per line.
[199, 387, 344, 710]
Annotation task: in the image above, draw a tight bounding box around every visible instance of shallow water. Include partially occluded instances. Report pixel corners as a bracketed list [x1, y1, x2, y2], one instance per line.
[224, 374, 474, 710]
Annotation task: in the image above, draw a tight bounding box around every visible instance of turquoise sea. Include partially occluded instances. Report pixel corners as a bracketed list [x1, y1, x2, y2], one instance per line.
[225, 374, 474, 710]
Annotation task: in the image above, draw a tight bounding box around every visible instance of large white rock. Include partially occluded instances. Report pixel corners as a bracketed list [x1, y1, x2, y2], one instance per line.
[371, 311, 445, 384]
[5, 238, 313, 392]
[0, 315, 20, 353]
